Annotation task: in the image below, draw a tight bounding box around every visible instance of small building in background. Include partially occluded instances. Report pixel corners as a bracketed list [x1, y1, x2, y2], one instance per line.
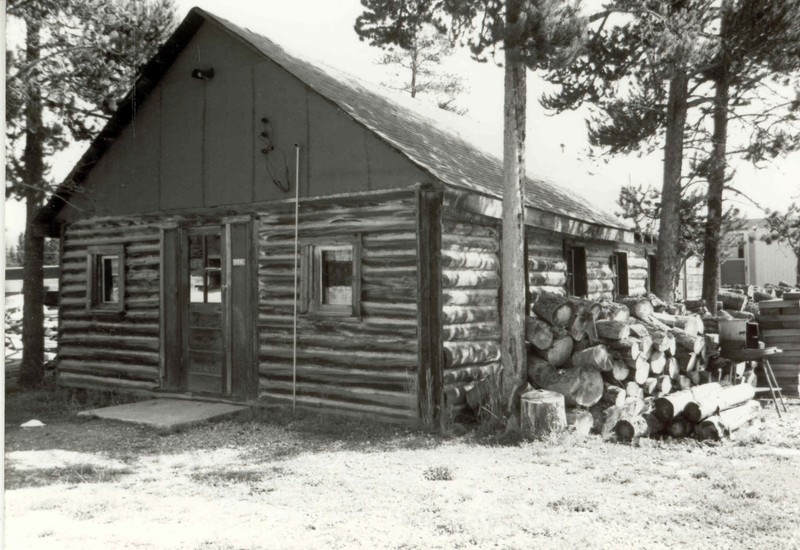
[721, 219, 798, 287]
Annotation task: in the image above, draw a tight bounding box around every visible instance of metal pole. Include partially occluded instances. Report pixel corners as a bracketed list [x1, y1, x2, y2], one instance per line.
[292, 144, 300, 413]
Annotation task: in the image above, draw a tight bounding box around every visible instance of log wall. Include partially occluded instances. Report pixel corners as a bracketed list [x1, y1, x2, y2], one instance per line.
[257, 191, 421, 423]
[57, 217, 162, 392]
[527, 227, 567, 301]
[440, 207, 502, 416]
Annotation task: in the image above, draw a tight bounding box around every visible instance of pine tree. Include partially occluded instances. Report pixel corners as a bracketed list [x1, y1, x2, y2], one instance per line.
[617, 184, 746, 291]
[697, 0, 800, 312]
[377, 24, 467, 114]
[6, 0, 177, 387]
[543, 0, 800, 307]
[356, 0, 585, 422]
[543, 0, 711, 304]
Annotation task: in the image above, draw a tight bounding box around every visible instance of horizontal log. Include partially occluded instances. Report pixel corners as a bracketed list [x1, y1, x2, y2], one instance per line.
[257, 315, 418, 334]
[59, 346, 159, 365]
[443, 341, 501, 369]
[442, 289, 498, 307]
[586, 267, 614, 280]
[441, 250, 499, 270]
[58, 371, 159, 392]
[58, 333, 159, 351]
[443, 363, 500, 384]
[442, 270, 500, 289]
[441, 235, 499, 252]
[259, 332, 417, 353]
[258, 391, 415, 424]
[627, 256, 648, 270]
[615, 413, 664, 442]
[595, 320, 630, 340]
[529, 271, 568, 286]
[58, 359, 160, 382]
[442, 322, 501, 341]
[59, 320, 160, 336]
[528, 259, 567, 272]
[260, 363, 414, 385]
[442, 305, 498, 324]
[259, 345, 417, 368]
[262, 379, 416, 410]
[628, 267, 648, 280]
[529, 286, 567, 299]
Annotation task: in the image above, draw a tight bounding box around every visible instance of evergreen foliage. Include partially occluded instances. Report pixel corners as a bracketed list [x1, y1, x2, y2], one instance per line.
[6, 0, 177, 387]
[376, 24, 467, 114]
[355, 0, 585, 421]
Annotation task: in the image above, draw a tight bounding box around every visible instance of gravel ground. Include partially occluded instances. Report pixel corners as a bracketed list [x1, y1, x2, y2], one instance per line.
[5, 385, 800, 549]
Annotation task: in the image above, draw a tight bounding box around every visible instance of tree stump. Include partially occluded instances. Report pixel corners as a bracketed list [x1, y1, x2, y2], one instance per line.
[520, 390, 567, 439]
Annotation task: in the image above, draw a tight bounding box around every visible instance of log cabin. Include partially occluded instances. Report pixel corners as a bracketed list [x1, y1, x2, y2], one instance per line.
[36, 8, 656, 425]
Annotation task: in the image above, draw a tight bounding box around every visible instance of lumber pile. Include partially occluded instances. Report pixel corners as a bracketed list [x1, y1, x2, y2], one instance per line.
[757, 289, 800, 396]
[524, 291, 730, 440]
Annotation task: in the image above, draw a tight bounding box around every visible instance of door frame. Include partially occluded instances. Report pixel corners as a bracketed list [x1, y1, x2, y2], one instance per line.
[160, 216, 257, 400]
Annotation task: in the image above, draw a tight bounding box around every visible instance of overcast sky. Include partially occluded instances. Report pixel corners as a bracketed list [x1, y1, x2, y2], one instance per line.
[5, 0, 799, 242]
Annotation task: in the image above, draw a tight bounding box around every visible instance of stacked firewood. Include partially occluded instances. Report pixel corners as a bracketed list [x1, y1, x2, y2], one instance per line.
[523, 291, 758, 441]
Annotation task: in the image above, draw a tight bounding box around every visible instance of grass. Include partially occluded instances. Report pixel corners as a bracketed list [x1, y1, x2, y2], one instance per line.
[5, 463, 133, 489]
[5, 385, 800, 549]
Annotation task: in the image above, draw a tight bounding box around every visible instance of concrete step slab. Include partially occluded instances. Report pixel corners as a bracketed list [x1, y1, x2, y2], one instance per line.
[78, 399, 250, 433]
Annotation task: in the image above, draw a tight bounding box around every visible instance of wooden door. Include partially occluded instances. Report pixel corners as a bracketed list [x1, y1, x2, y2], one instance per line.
[185, 228, 225, 394]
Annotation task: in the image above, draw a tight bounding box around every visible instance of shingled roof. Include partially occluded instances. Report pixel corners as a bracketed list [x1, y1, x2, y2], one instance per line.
[38, 7, 628, 233]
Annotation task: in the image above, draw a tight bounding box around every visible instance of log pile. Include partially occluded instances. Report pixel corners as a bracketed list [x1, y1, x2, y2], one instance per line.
[523, 291, 762, 441]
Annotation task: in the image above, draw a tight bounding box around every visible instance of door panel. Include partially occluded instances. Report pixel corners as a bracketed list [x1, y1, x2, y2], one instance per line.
[185, 229, 225, 395]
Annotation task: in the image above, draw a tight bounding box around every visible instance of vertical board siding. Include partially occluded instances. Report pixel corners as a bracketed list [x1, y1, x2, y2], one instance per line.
[441, 208, 502, 414]
[257, 192, 420, 423]
[57, 218, 162, 391]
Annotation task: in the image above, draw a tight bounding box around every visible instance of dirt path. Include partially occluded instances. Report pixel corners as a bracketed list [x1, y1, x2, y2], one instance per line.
[5, 388, 800, 549]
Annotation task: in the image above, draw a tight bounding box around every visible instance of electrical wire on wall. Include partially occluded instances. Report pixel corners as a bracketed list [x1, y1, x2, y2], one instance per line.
[259, 117, 291, 193]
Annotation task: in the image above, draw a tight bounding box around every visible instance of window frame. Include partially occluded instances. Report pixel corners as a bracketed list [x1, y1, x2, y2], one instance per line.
[301, 235, 361, 318]
[610, 251, 629, 297]
[86, 245, 125, 312]
[564, 243, 588, 297]
[188, 230, 223, 305]
[646, 253, 657, 294]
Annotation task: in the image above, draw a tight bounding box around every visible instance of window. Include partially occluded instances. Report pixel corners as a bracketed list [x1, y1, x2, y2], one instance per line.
[303, 237, 361, 316]
[564, 244, 587, 296]
[610, 251, 629, 297]
[647, 254, 657, 293]
[87, 245, 125, 312]
[189, 233, 222, 303]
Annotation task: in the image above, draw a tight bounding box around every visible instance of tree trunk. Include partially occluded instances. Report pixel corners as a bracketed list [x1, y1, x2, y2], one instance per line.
[500, 0, 528, 417]
[520, 390, 567, 439]
[19, 18, 46, 389]
[655, 70, 689, 304]
[701, 16, 730, 315]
